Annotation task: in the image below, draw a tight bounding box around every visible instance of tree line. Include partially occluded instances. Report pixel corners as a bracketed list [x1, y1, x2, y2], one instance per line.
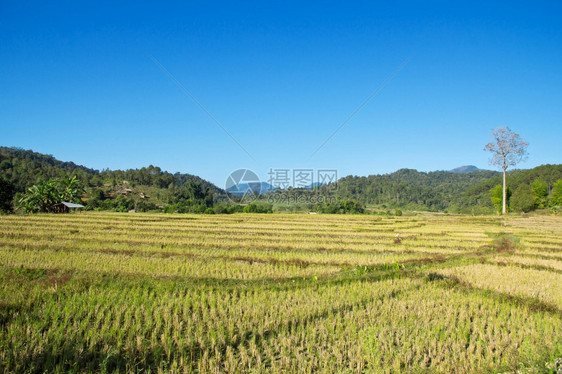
[491, 179, 562, 214]
[1, 146, 561, 215]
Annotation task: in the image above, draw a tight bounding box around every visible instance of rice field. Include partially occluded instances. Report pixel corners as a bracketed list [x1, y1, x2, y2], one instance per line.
[0, 212, 561, 373]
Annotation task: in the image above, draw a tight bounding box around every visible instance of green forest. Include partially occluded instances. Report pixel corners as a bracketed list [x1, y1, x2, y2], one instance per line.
[1, 146, 561, 215]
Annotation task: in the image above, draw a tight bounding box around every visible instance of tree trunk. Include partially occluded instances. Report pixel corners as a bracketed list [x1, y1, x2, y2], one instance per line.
[502, 168, 507, 215]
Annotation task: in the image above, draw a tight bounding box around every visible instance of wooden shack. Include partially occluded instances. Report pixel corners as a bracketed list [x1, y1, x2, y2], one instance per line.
[53, 201, 85, 213]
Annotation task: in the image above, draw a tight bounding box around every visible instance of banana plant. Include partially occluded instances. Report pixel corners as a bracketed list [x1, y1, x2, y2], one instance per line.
[16, 176, 84, 213]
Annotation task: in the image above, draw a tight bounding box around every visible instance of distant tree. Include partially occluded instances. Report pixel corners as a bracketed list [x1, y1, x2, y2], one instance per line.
[243, 202, 273, 213]
[112, 195, 135, 212]
[0, 178, 16, 213]
[85, 188, 107, 210]
[511, 184, 535, 213]
[551, 179, 562, 206]
[340, 199, 365, 214]
[530, 179, 548, 209]
[490, 184, 511, 214]
[484, 127, 528, 214]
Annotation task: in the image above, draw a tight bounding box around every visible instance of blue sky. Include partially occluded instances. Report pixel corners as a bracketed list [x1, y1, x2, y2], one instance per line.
[1, 1, 561, 187]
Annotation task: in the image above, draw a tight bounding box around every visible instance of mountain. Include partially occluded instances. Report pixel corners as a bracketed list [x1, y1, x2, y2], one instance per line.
[298, 165, 560, 213]
[0, 146, 222, 192]
[450, 165, 481, 173]
[0, 147, 97, 191]
[305, 182, 323, 189]
[0, 147, 226, 211]
[226, 182, 276, 196]
[259, 182, 277, 193]
[329, 168, 500, 211]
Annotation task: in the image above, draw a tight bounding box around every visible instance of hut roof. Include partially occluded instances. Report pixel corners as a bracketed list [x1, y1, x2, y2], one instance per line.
[60, 201, 84, 208]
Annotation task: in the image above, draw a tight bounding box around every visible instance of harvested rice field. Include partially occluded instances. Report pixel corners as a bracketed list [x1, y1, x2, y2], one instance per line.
[0, 212, 561, 373]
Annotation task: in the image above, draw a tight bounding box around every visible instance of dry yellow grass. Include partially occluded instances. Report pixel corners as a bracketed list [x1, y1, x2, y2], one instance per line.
[0, 212, 560, 373]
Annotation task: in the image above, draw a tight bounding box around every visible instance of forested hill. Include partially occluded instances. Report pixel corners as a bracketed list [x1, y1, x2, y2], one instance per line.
[451, 164, 562, 212]
[331, 165, 562, 213]
[0, 147, 226, 212]
[0, 147, 97, 191]
[333, 169, 500, 211]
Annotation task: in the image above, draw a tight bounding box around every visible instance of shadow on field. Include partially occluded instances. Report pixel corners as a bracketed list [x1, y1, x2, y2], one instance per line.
[8, 284, 413, 373]
[428, 273, 562, 317]
[8, 339, 162, 373]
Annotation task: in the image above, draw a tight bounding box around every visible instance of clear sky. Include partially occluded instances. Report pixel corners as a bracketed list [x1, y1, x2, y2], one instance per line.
[1, 1, 561, 187]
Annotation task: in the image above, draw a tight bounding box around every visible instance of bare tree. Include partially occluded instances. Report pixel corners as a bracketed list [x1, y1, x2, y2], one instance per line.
[484, 127, 528, 214]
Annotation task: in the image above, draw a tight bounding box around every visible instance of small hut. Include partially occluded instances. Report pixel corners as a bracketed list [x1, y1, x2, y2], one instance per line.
[53, 201, 85, 213]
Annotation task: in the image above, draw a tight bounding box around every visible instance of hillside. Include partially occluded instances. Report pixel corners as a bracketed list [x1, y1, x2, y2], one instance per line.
[450, 164, 562, 213]
[0, 147, 97, 191]
[0, 147, 226, 211]
[268, 165, 561, 213]
[329, 168, 500, 211]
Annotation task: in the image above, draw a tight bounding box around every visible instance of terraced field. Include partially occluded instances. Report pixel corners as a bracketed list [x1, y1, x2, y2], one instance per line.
[0, 212, 561, 373]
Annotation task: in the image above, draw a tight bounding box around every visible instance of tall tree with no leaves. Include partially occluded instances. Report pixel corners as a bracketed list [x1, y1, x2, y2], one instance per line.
[484, 127, 528, 214]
